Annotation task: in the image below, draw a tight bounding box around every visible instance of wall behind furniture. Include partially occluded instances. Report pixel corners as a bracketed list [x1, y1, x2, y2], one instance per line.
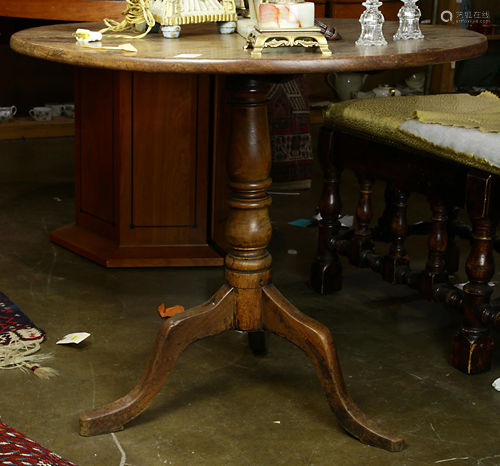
[1, 18, 74, 116]
[471, 0, 500, 23]
[307, 0, 434, 104]
[0, 2, 126, 117]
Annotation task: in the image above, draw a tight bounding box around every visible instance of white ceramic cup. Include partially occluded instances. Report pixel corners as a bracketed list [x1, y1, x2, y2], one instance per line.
[63, 102, 75, 118]
[0, 106, 17, 123]
[30, 107, 53, 121]
[161, 25, 181, 39]
[45, 103, 65, 117]
[327, 72, 368, 101]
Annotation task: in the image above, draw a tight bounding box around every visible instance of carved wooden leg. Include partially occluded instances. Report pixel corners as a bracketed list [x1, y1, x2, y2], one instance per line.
[80, 75, 403, 451]
[452, 173, 495, 374]
[261, 284, 404, 452]
[79, 285, 235, 436]
[225, 76, 402, 450]
[310, 126, 344, 294]
[383, 189, 409, 283]
[349, 175, 374, 267]
[420, 199, 449, 300]
[451, 216, 495, 373]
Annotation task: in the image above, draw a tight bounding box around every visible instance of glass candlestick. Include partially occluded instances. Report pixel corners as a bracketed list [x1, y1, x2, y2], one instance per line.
[355, 0, 387, 46]
[393, 0, 424, 40]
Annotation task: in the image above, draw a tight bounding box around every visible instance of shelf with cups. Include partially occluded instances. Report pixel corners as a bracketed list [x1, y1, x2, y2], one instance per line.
[0, 116, 75, 141]
[0, 104, 75, 140]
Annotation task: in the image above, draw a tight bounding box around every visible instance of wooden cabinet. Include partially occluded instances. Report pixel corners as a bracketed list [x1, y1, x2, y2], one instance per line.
[311, 0, 401, 21]
[324, 0, 401, 21]
[0, 0, 125, 22]
[49, 68, 228, 267]
[2, 0, 230, 268]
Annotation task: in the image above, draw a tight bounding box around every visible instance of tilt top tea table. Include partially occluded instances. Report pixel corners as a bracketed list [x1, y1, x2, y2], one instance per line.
[10, 19, 486, 452]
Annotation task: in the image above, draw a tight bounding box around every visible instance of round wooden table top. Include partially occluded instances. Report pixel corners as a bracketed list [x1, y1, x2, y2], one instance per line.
[10, 19, 487, 75]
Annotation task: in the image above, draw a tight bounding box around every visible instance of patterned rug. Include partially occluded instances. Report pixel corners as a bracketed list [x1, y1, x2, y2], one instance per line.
[267, 75, 313, 190]
[0, 420, 76, 465]
[0, 292, 57, 378]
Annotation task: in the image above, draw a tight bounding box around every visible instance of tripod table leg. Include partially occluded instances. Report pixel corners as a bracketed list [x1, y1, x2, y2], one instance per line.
[79, 284, 235, 437]
[261, 284, 404, 452]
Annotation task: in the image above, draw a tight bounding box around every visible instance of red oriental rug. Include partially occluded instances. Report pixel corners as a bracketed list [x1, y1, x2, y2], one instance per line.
[0, 420, 76, 465]
[267, 75, 313, 190]
[0, 292, 57, 378]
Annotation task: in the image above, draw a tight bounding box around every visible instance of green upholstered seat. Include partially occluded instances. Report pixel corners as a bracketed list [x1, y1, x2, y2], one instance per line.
[323, 92, 500, 175]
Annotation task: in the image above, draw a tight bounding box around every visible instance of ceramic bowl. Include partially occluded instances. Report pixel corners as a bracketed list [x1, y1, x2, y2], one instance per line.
[405, 72, 425, 89]
[372, 85, 401, 97]
[161, 25, 181, 39]
[218, 21, 236, 34]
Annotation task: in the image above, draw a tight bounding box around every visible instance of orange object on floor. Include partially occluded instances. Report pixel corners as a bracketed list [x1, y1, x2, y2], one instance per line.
[158, 304, 185, 318]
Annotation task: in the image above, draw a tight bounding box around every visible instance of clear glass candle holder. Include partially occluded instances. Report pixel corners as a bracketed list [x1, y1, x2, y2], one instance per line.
[355, 0, 388, 46]
[393, 0, 424, 40]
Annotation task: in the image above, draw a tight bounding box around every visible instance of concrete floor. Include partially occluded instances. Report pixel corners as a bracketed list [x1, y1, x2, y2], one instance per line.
[1, 135, 500, 466]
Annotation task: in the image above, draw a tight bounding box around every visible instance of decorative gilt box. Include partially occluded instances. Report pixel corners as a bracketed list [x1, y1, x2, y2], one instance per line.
[148, 0, 237, 26]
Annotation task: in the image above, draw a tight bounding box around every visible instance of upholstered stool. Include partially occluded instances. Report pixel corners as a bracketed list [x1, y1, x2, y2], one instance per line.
[310, 92, 500, 375]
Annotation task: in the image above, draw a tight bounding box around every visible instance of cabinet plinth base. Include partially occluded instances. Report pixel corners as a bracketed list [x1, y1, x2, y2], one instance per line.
[50, 224, 224, 268]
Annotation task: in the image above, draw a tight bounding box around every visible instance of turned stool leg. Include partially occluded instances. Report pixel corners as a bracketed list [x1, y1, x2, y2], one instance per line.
[349, 175, 375, 267]
[452, 216, 495, 373]
[420, 199, 449, 300]
[310, 127, 343, 294]
[382, 189, 410, 283]
[452, 173, 495, 374]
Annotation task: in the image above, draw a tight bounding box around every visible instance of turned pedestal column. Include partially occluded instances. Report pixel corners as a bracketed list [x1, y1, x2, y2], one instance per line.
[79, 75, 403, 452]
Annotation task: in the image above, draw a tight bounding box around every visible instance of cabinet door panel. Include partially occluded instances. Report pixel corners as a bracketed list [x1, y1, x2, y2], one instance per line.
[122, 72, 209, 245]
[78, 67, 115, 227]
